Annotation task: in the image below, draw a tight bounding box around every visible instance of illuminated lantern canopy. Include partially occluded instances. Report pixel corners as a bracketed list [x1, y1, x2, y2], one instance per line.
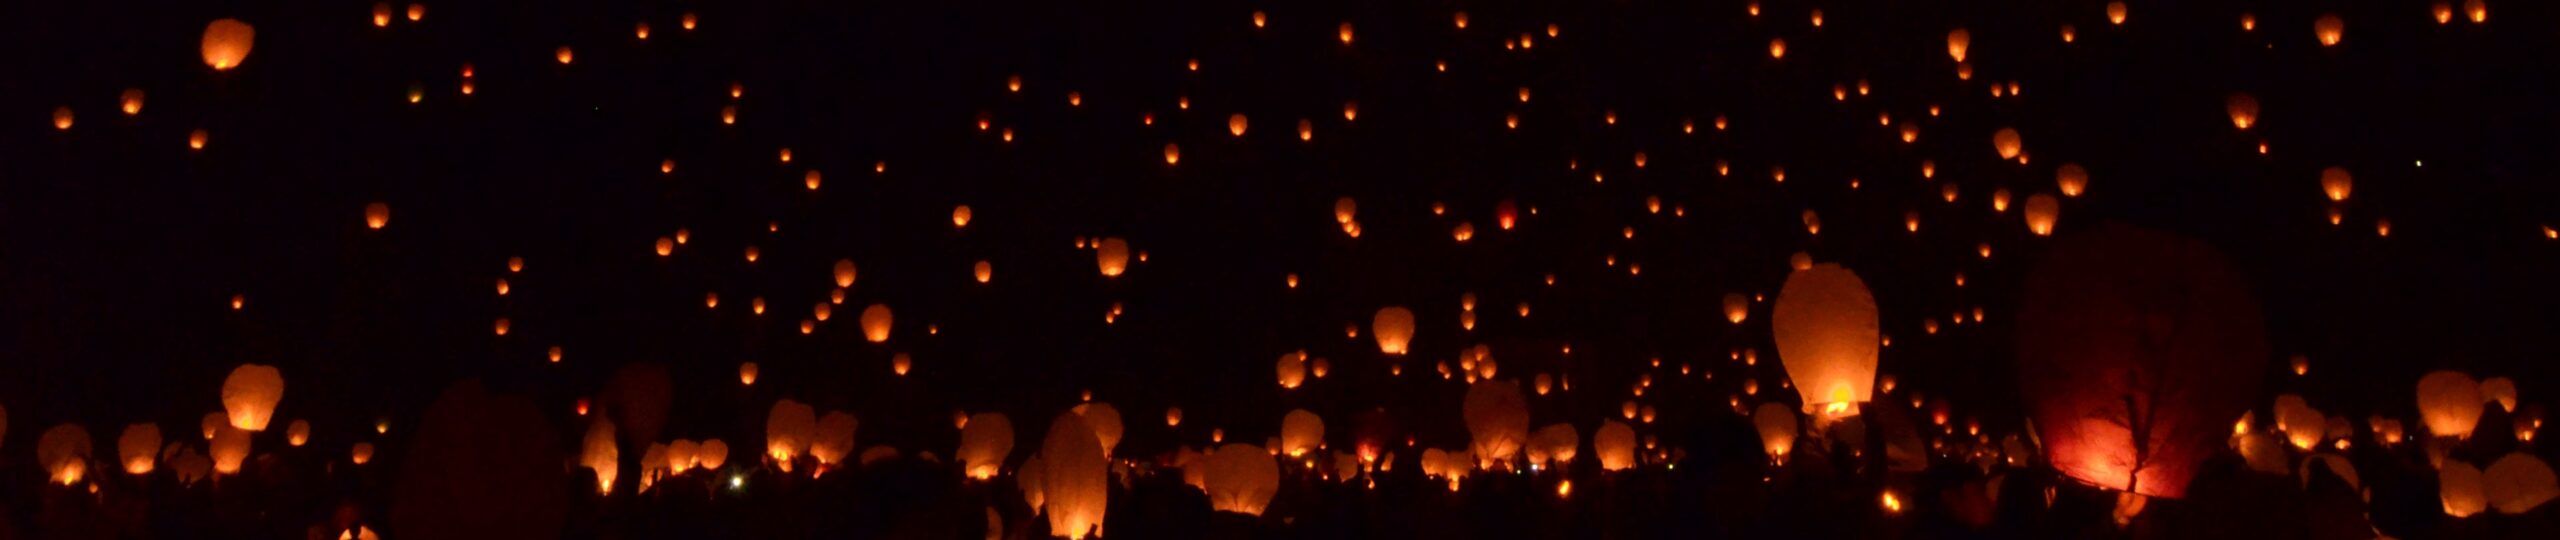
[1527, 423, 1578, 469]
[1772, 264, 1879, 415]
[1280, 409, 1323, 458]
[2444, 461, 2487, 517]
[2484, 452, 2559, 514]
[958, 412, 1014, 480]
[2315, 14, 2344, 47]
[766, 399, 817, 470]
[1595, 420, 1635, 471]
[2016, 225, 2268, 498]
[2320, 167, 2353, 202]
[1755, 402, 1799, 463]
[201, 19, 255, 70]
[1372, 306, 1415, 355]
[2024, 193, 2061, 236]
[39, 424, 93, 485]
[1946, 29, 1970, 62]
[1275, 351, 1307, 389]
[861, 304, 893, 343]
[2058, 163, 2090, 197]
[2226, 92, 2259, 130]
[1097, 238, 1130, 277]
[1203, 444, 1280, 515]
[2417, 370, 2483, 439]
[811, 411, 857, 466]
[1724, 293, 1750, 324]
[118, 424, 160, 475]
[1040, 412, 1109, 538]
[1078, 402, 1124, 458]
[584, 419, 618, 494]
[1993, 128, 2023, 160]
[1464, 380, 1530, 468]
[221, 363, 285, 431]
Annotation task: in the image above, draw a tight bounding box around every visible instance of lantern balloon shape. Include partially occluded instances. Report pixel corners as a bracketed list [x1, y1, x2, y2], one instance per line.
[1993, 128, 2023, 159]
[2443, 461, 2488, 517]
[811, 411, 858, 465]
[2274, 394, 2325, 449]
[958, 412, 1014, 480]
[1096, 238, 1130, 277]
[2226, 93, 2260, 130]
[2320, 167, 2353, 202]
[1772, 264, 1880, 415]
[1275, 351, 1307, 389]
[1040, 412, 1109, 539]
[583, 419, 618, 494]
[287, 419, 309, 446]
[1529, 423, 1579, 468]
[666, 440, 698, 473]
[39, 424, 92, 485]
[1078, 402, 1123, 458]
[1333, 197, 1357, 224]
[1754, 402, 1800, 462]
[390, 381, 567, 540]
[221, 363, 284, 431]
[834, 259, 857, 288]
[2480, 377, 2517, 412]
[698, 439, 729, 470]
[2024, 194, 2060, 236]
[861, 304, 893, 343]
[766, 399, 817, 468]
[1373, 306, 1416, 355]
[2484, 452, 2559, 514]
[1595, 420, 1635, 471]
[1203, 444, 1280, 515]
[2016, 225, 2268, 499]
[1724, 293, 1751, 324]
[2058, 163, 2090, 197]
[2418, 370, 2484, 439]
[119, 423, 160, 475]
[1465, 380, 1530, 468]
[1946, 29, 1971, 62]
[2314, 14, 2344, 46]
[1281, 409, 1324, 457]
[201, 19, 254, 70]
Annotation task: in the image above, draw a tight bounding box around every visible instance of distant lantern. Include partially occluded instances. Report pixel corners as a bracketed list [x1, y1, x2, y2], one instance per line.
[1465, 381, 1531, 468]
[2106, 1, 2128, 25]
[738, 362, 758, 385]
[1373, 307, 1416, 355]
[554, 46, 573, 65]
[2314, 14, 2343, 47]
[118, 424, 160, 475]
[39, 424, 93, 485]
[861, 304, 892, 343]
[2274, 395, 2326, 449]
[974, 260, 993, 283]
[2017, 225, 2268, 499]
[287, 419, 309, 446]
[1228, 114, 1248, 137]
[1529, 423, 1579, 468]
[1204, 443, 1281, 515]
[405, 3, 424, 21]
[1162, 143, 1180, 165]
[634, 22, 650, 39]
[891, 353, 912, 375]
[120, 88, 144, 115]
[1333, 197, 1358, 224]
[1768, 37, 1785, 59]
[803, 170, 820, 190]
[1946, 29, 1970, 62]
[1097, 237, 1131, 277]
[834, 259, 857, 288]
[2418, 370, 2484, 439]
[2443, 461, 2488, 517]
[1281, 409, 1325, 458]
[365, 202, 390, 229]
[1724, 293, 1751, 324]
[51, 107, 72, 130]
[1297, 119, 1313, 141]
[765, 399, 817, 470]
[1276, 351, 1308, 389]
[212, 426, 253, 474]
[1773, 264, 1880, 416]
[201, 19, 255, 70]
[952, 205, 973, 228]
[189, 129, 208, 150]
[373, 3, 393, 26]
[2226, 92, 2259, 130]
[957, 413, 1013, 480]
[1993, 128, 2023, 160]
[583, 419, 618, 494]
[2320, 167, 2352, 202]
[2484, 452, 2558, 514]
[1755, 402, 1800, 462]
[222, 363, 285, 431]
[2480, 377, 2517, 412]
[1041, 412, 1110, 538]
[811, 411, 857, 465]
[1595, 420, 1636, 471]
[2058, 163, 2090, 197]
[1338, 22, 1354, 45]
[2024, 194, 2061, 236]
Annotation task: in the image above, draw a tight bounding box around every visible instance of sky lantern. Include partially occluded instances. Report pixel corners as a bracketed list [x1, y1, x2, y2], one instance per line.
[1333, 197, 1357, 224]
[222, 363, 284, 431]
[1203, 444, 1280, 515]
[811, 411, 858, 466]
[738, 362, 758, 385]
[1276, 351, 1307, 389]
[1078, 402, 1124, 458]
[1465, 380, 1530, 468]
[958, 412, 1014, 480]
[554, 46, 573, 65]
[1993, 128, 2023, 160]
[2016, 225, 2267, 499]
[699, 439, 729, 470]
[952, 205, 973, 228]
[2480, 377, 2517, 412]
[365, 202, 390, 229]
[352, 442, 374, 464]
[39, 424, 92, 485]
[51, 106, 73, 130]
[2058, 163, 2090, 197]
[1281, 409, 1324, 458]
[209, 423, 249, 474]
[287, 419, 309, 446]
[1097, 237, 1130, 277]
[1946, 29, 1970, 62]
[118, 424, 159, 475]
[1754, 402, 1799, 463]
[1337, 22, 1353, 44]
[1162, 143, 1180, 165]
[2106, 1, 2128, 25]
[974, 261, 993, 283]
[2025, 194, 2061, 236]
[2274, 394, 2325, 449]
[2320, 167, 2352, 202]
[583, 418, 618, 494]
[1596, 420, 1635, 471]
[201, 19, 254, 70]
[201, 412, 224, 439]
[861, 304, 892, 342]
[1773, 264, 1880, 416]
[1528, 423, 1578, 468]
[2315, 14, 2343, 47]
[2484, 452, 2558, 514]
[2226, 92, 2259, 130]
[2443, 461, 2487, 517]
[1041, 412, 1109, 539]
[834, 259, 857, 288]
[2418, 370, 2484, 439]
[1228, 113, 1247, 137]
[766, 399, 817, 470]
[1724, 293, 1751, 324]
[1373, 307, 1415, 355]
[120, 88, 144, 115]
[1768, 37, 1785, 59]
[667, 440, 698, 474]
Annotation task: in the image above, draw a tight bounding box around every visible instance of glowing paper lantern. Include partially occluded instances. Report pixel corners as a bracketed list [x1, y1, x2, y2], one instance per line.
[1724, 293, 1750, 324]
[1595, 420, 1636, 471]
[1203, 444, 1280, 515]
[287, 419, 309, 446]
[39, 424, 92, 485]
[1946, 29, 1971, 62]
[2418, 370, 2484, 439]
[2320, 167, 2353, 202]
[698, 439, 729, 470]
[366, 202, 390, 229]
[811, 411, 858, 466]
[766, 399, 817, 469]
[2443, 461, 2487, 517]
[862, 304, 893, 343]
[2480, 377, 2517, 412]
[2226, 93, 2259, 130]
[2058, 163, 2089, 197]
[1276, 351, 1307, 389]
[2314, 14, 2343, 46]
[1372, 306, 1415, 355]
[1772, 264, 1879, 415]
[834, 259, 857, 288]
[1755, 402, 1799, 462]
[583, 418, 618, 494]
[1040, 412, 1109, 538]
[1993, 128, 2023, 159]
[201, 19, 255, 70]
[1227, 114, 1248, 137]
[2024, 194, 2060, 236]
[1078, 402, 1123, 458]
[1334, 197, 1357, 224]
[222, 363, 285, 431]
[118, 423, 160, 475]
[1281, 409, 1324, 457]
[2274, 394, 2325, 449]
[1097, 238, 1130, 277]
[2016, 225, 2267, 498]
[1465, 380, 1530, 468]
[2484, 452, 2558, 514]
[1528, 423, 1579, 468]
[958, 412, 1014, 480]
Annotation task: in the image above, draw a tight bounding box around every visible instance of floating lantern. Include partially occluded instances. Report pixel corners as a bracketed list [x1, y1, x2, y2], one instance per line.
[210, 423, 248, 474]
[287, 419, 309, 446]
[1078, 403, 1123, 458]
[2275, 394, 2325, 449]
[202, 19, 255, 70]
[1993, 128, 2023, 159]
[2024, 194, 2060, 236]
[222, 363, 284, 431]
[2320, 167, 2352, 202]
[2443, 461, 2487, 517]
[1755, 402, 1799, 462]
[958, 413, 1014, 480]
[366, 203, 390, 229]
[2058, 163, 2089, 197]
[2484, 452, 2558, 514]
[1040, 412, 1109, 538]
[1281, 410, 1324, 458]
[2480, 377, 2517, 412]
[2418, 370, 2483, 439]
[766, 399, 817, 470]
[1724, 293, 1751, 324]
[1204, 443, 1280, 515]
[1773, 264, 1879, 415]
[1465, 381, 1529, 468]
[2315, 14, 2343, 46]
[1373, 307, 1415, 355]
[811, 411, 857, 465]
[2226, 92, 2259, 130]
[1276, 351, 1307, 389]
[41, 424, 92, 485]
[1097, 238, 1130, 277]
[584, 419, 618, 494]
[118, 424, 159, 475]
[1946, 29, 1970, 62]
[1595, 420, 1636, 471]
[1334, 197, 1357, 224]
[861, 304, 892, 342]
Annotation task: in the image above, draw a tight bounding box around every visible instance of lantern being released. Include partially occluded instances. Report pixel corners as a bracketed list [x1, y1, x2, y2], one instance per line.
[2016, 225, 2268, 498]
[583, 419, 618, 494]
[222, 363, 285, 431]
[861, 304, 893, 343]
[1464, 380, 1530, 468]
[39, 424, 92, 485]
[957, 412, 1014, 480]
[1772, 264, 1879, 416]
[1096, 237, 1131, 277]
[1039, 412, 1109, 538]
[2416, 370, 2483, 439]
[201, 19, 255, 70]
[1203, 444, 1280, 515]
[1754, 402, 1799, 462]
[1595, 420, 1636, 471]
[1372, 306, 1415, 355]
[1281, 409, 1324, 457]
[765, 399, 817, 469]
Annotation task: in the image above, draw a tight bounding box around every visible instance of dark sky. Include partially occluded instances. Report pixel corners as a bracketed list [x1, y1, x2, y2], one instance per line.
[1, 0, 2555, 467]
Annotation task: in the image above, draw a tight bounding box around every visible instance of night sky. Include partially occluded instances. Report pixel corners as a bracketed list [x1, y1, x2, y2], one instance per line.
[1, 0, 2557, 538]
